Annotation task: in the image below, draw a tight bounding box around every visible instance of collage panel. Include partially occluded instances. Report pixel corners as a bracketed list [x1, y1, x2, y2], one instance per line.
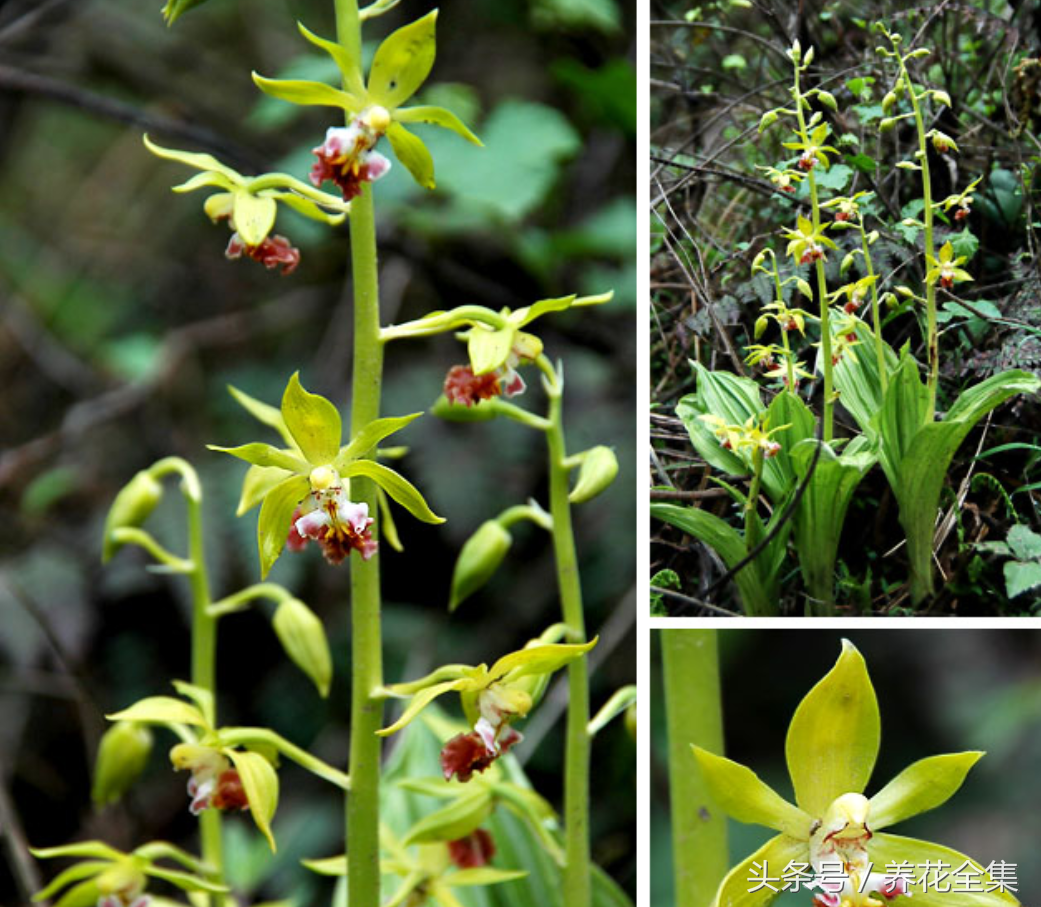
[1, 1, 635, 906]
[652, 629, 1033, 907]
[650, 3, 1041, 614]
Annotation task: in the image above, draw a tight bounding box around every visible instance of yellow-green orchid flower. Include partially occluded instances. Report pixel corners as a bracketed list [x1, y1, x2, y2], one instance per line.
[31, 839, 227, 907]
[783, 215, 839, 266]
[143, 135, 350, 274]
[926, 241, 973, 290]
[106, 680, 350, 852]
[209, 373, 443, 577]
[694, 640, 1020, 907]
[783, 123, 840, 171]
[252, 11, 481, 195]
[381, 291, 612, 407]
[304, 823, 526, 907]
[378, 634, 597, 782]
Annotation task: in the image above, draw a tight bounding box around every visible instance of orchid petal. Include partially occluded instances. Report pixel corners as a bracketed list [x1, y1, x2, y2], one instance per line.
[870, 833, 1019, 907]
[785, 639, 879, 816]
[377, 678, 472, 736]
[281, 372, 342, 466]
[869, 751, 984, 830]
[693, 747, 813, 840]
[709, 834, 807, 907]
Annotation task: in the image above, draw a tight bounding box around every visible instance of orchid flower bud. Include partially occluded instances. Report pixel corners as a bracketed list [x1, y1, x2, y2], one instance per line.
[272, 598, 333, 697]
[92, 721, 154, 808]
[568, 446, 619, 504]
[449, 520, 513, 612]
[102, 471, 164, 562]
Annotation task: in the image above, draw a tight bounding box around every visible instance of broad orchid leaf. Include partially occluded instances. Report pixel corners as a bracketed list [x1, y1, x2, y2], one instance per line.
[143, 135, 241, 182]
[650, 502, 780, 616]
[693, 747, 812, 839]
[32, 862, 110, 902]
[207, 442, 310, 475]
[869, 833, 1019, 907]
[876, 350, 930, 486]
[489, 638, 598, 681]
[106, 696, 208, 728]
[281, 373, 342, 466]
[710, 834, 808, 907]
[339, 460, 444, 524]
[393, 105, 482, 145]
[895, 368, 1040, 603]
[296, 22, 365, 97]
[791, 436, 876, 608]
[231, 190, 277, 247]
[367, 10, 438, 109]
[830, 325, 898, 439]
[466, 325, 515, 376]
[869, 751, 983, 830]
[402, 790, 493, 844]
[386, 122, 435, 190]
[236, 464, 293, 516]
[251, 74, 360, 112]
[377, 678, 471, 736]
[226, 749, 279, 852]
[763, 390, 815, 494]
[785, 640, 879, 816]
[257, 475, 309, 578]
[228, 385, 295, 448]
[335, 413, 423, 466]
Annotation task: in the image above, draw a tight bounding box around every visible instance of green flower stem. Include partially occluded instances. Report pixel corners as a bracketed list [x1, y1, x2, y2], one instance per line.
[895, 46, 938, 422]
[661, 629, 727, 907]
[183, 471, 224, 907]
[536, 354, 591, 907]
[793, 64, 834, 442]
[488, 399, 553, 431]
[108, 528, 194, 573]
[497, 503, 554, 532]
[335, 2, 384, 904]
[208, 583, 294, 617]
[859, 223, 888, 393]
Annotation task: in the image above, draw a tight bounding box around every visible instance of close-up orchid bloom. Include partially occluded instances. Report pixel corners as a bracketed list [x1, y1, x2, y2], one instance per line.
[142, 136, 350, 274]
[209, 372, 443, 577]
[378, 635, 597, 782]
[693, 640, 1019, 907]
[252, 12, 481, 194]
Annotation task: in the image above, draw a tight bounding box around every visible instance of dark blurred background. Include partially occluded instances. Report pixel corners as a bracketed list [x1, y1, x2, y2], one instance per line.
[652, 629, 1041, 906]
[0, 0, 636, 903]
